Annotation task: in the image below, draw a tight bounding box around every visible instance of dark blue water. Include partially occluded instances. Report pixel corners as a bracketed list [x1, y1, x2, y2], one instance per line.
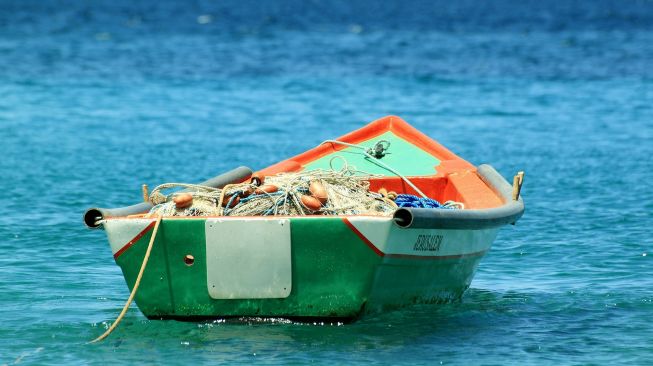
[1, 1, 652, 364]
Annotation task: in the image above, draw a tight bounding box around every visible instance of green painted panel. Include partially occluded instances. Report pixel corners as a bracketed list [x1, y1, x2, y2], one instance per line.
[303, 131, 440, 176]
[112, 217, 485, 319]
[115, 226, 175, 315]
[115, 218, 382, 318]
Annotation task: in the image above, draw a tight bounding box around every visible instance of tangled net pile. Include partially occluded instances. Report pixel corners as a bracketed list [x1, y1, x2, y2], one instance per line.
[146, 169, 398, 218]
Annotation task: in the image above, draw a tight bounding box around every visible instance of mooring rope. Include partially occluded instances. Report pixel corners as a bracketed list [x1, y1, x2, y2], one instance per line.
[89, 215, 162, 344]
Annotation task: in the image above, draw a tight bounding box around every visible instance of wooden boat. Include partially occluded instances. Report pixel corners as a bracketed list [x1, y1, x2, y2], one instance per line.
[84, 116, 524, 320]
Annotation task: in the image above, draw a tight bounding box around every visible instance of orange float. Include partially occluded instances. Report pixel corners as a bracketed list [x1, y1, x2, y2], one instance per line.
[173, 193, 193, 209]
[309, 181, 328, 204]
[300, 195, 323, 211]
[255, 184, 279, 195]
[221, 195, 240, 208]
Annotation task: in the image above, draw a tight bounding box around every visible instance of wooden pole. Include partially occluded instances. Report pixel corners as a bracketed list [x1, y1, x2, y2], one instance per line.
[142, 184, 149, 202]
[512, 171, 524, 201]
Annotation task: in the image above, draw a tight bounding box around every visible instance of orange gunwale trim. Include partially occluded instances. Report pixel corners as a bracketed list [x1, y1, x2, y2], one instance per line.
[252, 115, 503, 209]
[112, 116, 505, 218]
[256, 115, 475, 177]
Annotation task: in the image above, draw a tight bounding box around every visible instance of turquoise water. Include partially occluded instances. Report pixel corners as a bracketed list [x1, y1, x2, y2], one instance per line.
[1, 1, 653, 364]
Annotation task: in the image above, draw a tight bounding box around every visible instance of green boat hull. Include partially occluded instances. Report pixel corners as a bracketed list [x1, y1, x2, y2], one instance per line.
[105, 216, 497, 320]
[92, 118, 523, 320]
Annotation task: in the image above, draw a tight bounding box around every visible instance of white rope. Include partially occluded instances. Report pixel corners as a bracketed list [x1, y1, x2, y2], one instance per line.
[146, 169, 397, 218]
[320, 139, 428, 198]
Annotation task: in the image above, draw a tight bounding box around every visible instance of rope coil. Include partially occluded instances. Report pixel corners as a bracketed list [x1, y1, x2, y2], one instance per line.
[395, 194, 465, 209]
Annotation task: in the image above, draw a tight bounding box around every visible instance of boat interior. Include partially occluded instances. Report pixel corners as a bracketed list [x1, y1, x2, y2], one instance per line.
[255, 116, 506, 210]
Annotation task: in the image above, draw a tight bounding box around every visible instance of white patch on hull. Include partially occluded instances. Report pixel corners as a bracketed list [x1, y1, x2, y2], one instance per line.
[205, 218, 292, 299]
[346, 216, 498, 258]
[104, 219, 156, 256]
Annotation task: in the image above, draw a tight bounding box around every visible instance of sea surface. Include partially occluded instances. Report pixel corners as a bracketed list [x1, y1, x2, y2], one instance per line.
[1, 1, 652, 364]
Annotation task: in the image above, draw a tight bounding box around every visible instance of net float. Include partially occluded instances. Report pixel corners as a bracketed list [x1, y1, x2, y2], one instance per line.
[173, 193, 193, 209]
[242, 186, 254, 198]
[221, 195, 240, 208]
[309, 181, 328, 204]
[255, 184, 279, 195]
[300, 194, 323, 211]
[378, 188, 388, 197]
[387, 191, 398, 200]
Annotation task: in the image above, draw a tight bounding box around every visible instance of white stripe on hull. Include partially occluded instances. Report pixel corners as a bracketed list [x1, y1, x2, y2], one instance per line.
[105, 219, 155, 256]
[346, 216, 498, 258]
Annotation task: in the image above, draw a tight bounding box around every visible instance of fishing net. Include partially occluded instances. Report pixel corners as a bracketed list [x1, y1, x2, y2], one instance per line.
[146, 169, 398, 218]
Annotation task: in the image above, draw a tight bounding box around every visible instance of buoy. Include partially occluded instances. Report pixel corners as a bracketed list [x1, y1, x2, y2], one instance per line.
[173, 193, 193, 208]
[301, 195, 323, 211]
[309, 181, 328, 204]
[255, 184, 279, 195]
[242, 186, 254, 198]
[221, 195, 240, 208]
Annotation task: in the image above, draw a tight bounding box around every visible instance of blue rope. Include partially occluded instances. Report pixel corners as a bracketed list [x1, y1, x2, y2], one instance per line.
[239, 191, 284, 203]
[395, 194, 448, 209]
[235, 189, 288, 215]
